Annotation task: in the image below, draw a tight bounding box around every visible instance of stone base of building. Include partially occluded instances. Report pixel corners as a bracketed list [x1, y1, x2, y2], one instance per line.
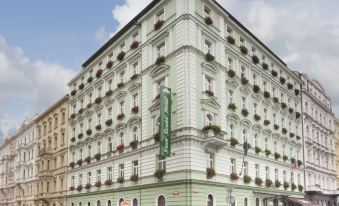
[306, 193, 338, 206]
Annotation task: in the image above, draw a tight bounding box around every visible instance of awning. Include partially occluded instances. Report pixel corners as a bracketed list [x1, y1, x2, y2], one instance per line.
[288, 197, 319, 206]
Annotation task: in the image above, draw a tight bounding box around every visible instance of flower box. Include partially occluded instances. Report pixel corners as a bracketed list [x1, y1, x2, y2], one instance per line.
[281, 102, 287, 109]
[265, 149, 271, 157]
[253, 85, 260, 93]
[297, 160, 303, 167]
[255, 177, 263, 186]
[265, 179, 273, 188]
[229, 138, 239, 147]
[204, 16, 213, 25]
[105, 90, 113, 97]
[78, 133, 83, 139]
[230, 172, 239, 181]
[264, 91, 271, 98]
[255, 147, 262, 154]
[95, 97, 102, 104]
[105, 119, 113, 126]
[283, 155, 288, 161]
[287, 83, 293, 90]
[283, 181, 289, 190]
[79, 83, 84, 90]
[202, 125, 221, 135]
[70, 114, 76, 119]
[69, 162, 75, 169]
[77, 159, 83, 166]
[85, 156, 91, 164]
[130, 41, 139, 49]
[131, 106, 139, 114]
[71, 89, 76, 96]
[154, 20, 164, 30]
[274, 124, 279, 130]
[273, 97, 279, 103]
[291, 183, 297, 191]
[117, 82, 125, 88]
[243, 175, 252, 184]
[155, 56, 166, 65]
[154, 169, 166, 180]
[87, 76, 93, 83]
[282, 128, 288, 134]
[227, 36, 235, 45]
[116, 144, 125, 152]
[96, 69, 103, 78]
[85, 183, 91, 189]
[241, 109, 249, 117]
[69, 186, 75, 191]
[264, 120, 270, 126]
[254, 114, 261, 121]
[130, 74, 138, 80]
[153, 133, 160, 142]
[205, 53, 215, 62]
[252, 55, 259, 64]
[228, 103, 237, 111]
[117, 113, 125, 120]
[240, 45, 248, 55]
[274, 153, 281, 160]
[105, 179, 113, 186]
[130, 174, 139, 182]
[94, 153, 101, 161]
[271, 70, 278, 77]
[298, 185, 303, 192]
[262, 63, 268, 70]
[241, 76, 249, 85]
[205, 90, 214, 97]
[77, 185, 83, 191]
[130, 140, 138, 149]
[206, 168, 215, 179]
[117, 52, 125, 61]
[95, 124, 101, 131]
[280, 77, 286, 84]
[106, 61, 113, 69]
[71, 137, 76, 142]
[227, 69, 235, 78]
[294, 89, 300, 96]
[95, 181, 101, 187]
[275, 180, 281, 188]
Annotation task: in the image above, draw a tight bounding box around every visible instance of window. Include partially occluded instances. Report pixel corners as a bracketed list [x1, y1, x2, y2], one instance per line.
[97, 113, 101, 125]
[253, 103, 258, 114]
[206, 114, 213, 126]
[71, 176, 75, 186]
[255, 164, 259, 178]
[119, 164, 124, 178]
[244, 161, 248, 176]
[157, 195, 165, 206]
[240, 36, 245, 46]
[131, 62, 139, 75]
[204, 5, 211, 17]
[229, 124, 234, 138]
[275, 169, 279, 181]
[132, 33, 139, 42]
[254, 134, 258, 147]
[132, 198, 138, 206]
[132, 160, 139, 175]
[96, 201, 100, 206]
[204, 40, 212, 54]
[204, 75, 213, 91]
[132, 93, 139, 107]
[87, 172, 91, 184]
[107, 167, 112, 180]
[256, 198, 260, 206]
[96, 170, 101, 181]
[119, 133, 124, 145]
[108, 108, 112, 119]
[157, 42, 166, 57]
[157, 78, 165, 96]
[283, 171, 286, 182]
[227, 57, 233, 69]
[230, 159, 236, 173]
[207, 194, 213, 206]
[158, 155, 166, 171]
[133, 127, 139, 141]
[79, 174, 83, 185]
[241, 66, 246, 78]
[119, 101, 125, 114]
[226, 26, 233, 37]
[207, 153, 214, 169]
[228, 90, 234, 104]
[119, 71, 125, 83]
[242, 97, 247, 109]
[120, 42, 126, 52]
[107, 201, 111, 206]
[265, 167, 270, 180]
[156, 8, 164, 21]
[244, 198, 248, 206]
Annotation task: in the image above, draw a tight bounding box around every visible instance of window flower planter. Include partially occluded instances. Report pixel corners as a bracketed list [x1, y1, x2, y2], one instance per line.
[202, 125, 221, 135]
[291, 183, 297, 191]
[105, 179, 113, 186]
[243, 175, 252, 184]
[69, 186, 75, 191]
[274, 124, 279, 130]
[154, 94, 160, 100]
[241, 109, 249, 117]
[117, 52, 125, 61]
[294, 89, 300, 96]
[205, 53, 215, 62]
[229, 138, 239, 147]
[154, 20, 164, 30]
[106, 61, 113, 69]
[265, 149, 271, 157]
[298, 185, 303, 192]
[271, 70, 278, 77]
[117, 113, 125, 120]
[254, 114, 261, 121]
[130, 41, 139, 49]
[85, 183, 91, 189]
[153, 133, 160, 142]
[287, 83, 293, 90]
[227, 36, 235, 45]
[228, 103, 237, 111]
[296, 136, 301, 140]
[78, 108, 84, 114]
[283, 181, 289, 190]
[289, 133, 295, 138]
[255, 147, 262, 154]
[240, 45, 248, 55]
[105, 119, 113, 126]
[253, 85, 260, 93]
[94, 153, 101, 161]
[227, 69, 236, 78]
[77, 185, 83, 192]
[87, 76, 93, 83]
[275, 180, 281, 188]
[95, 97, 102, 104]
[265, 179, 273, 188]
[116, 144, 125, 152]
[204, 16, 213, 25]
[130, 174, 139, 182]
[273, 97, 279, 103]
[280, 77, 286, 84]
[297, 160, 303, 167]
[95, 181, 101, 187]
[205, 90, 214, 97]
[105, 90, 113, 97]
[255, 177, 263, 186]
[282, 128, 288, 134]
[252, 55, 259, 64]
[71, 137, 76, 142]
[79, 83, 84, 90]
[69, 162, 75, 169]
[288, 108, 294, 114]
[70, 114, 76, 119]
[154, 169, 166, 180]
[230, 172, 239, 181]
[130, 74, 138, 80]
[78, 133, 83, 139]
[264, 120, 270, 126]
[262, 63, 269, 70]
[241, 76, 249, 85]
[87, 103, 92, 108]
[130, 140, 138, 150]
[155, 56, 166, 65]
[290, 158, 296, 164]
[283, 155, 288, 162]
[264, 91, 271, 98]
[274, 153, 281, 160]
[71, 90, 76, 96]
[96, 69, 103, 78]
[131, 106, 139, 114]
[281, 102, 287, 109]
[85, 156, 91, 164]
[206, 168, 215, 179]
[296, 112, 301, 119]
[117, 82, 125, 88]
[95, 124, 101, 131]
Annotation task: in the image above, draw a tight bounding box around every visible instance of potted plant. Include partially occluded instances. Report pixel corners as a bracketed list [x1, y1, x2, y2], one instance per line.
[241, 109, 249, 117]
[130, 41, 139, 49]
[280, 77, 286, 84]
[227, 69, 235, 78]
[77, 159, 83, 166]
[105, 90, 113, 97]
[153, 133, 160, 142]
[106, 61, 113, 69]
[265, 179, 273, 188]
[255, 147, 262, 155]
[275, 180, 281, 188]
[86, 129, 92, 136]
[85, 183, 91, 189]
[283, 155, 288, 162]
[154, 20, 164, 30]
[116, 144, 125, 153]
[117, 51, 126, 61]
[264, 120, 270, 126]
[95, 124, 102, 131]
[105, 179, 113, 186]
[252, 55, 259, 64]
[262, 63, 268, 70]
[230, 172, 239, 181]
[229, 138, 239, 147]
[117, 113, 125, 120]
[297, 160, 303, 167]
[241, 76, 249, 85]
[274, 124, 279, 130]
[283, 181, 289, 190]
[117, 82, 125, 88]
[202, 125, 221, 136]
[281, 102, 287, 109]
[131, 106, 139, 114]
[71, 89, 76, 96]
[254, 114, 261, 121]
[204, 16, 213, 25]
[95, 97, 102, 104]
[253, 85, 260, 93]
[95, 180, 101, 187]
[85, 156, 91, 164]
[105, 119, 113, 126]
[155, 56, 166, 65]
[206, 168, 215, 179]
[255, 177, 263, 186]
[273, 97, 279, 103]
[130, 140, 138, 150]
[228, 103, 237, 111]
[130, 174, 139, 182]
[240, 45, 248, 55]
[298, 185, 303, 192]
[78, 133, 83, 139]
[77, 185, 83, 191]
[96, 69, 103, 78]
[205, 90, 214, 97]
[271, 70, 278, 77]
[291, 183, 297, 191]
[154, 169, 166, 180]
[264, 91, 271, 98]
[243, 175, 252, 184]
[79, 83, 84, 90]
[282, 128, 288, 134]
[94, 153, 101, 161]
[227, 36, 235, 45]
[69, 186, 75, 191]
[87, 76, 93, 83]
[69, 162, 75, 169]
[289, 133, 295, 138]
[265, 149, 271, 157]
[130, 74, 138, 80]
[274, 153, 281, 160]
[287, 83, 293, 90]
[205, 53, 215, 62]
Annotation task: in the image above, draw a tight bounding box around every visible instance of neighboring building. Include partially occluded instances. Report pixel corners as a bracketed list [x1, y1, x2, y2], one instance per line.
[297, 73, 337, 205]
[334, 119, 339, 189]
[0, 135, 16, 206]
[35, 95, 69, 206]
[13, 116, 38, 206]
[67, 0, 305, 205]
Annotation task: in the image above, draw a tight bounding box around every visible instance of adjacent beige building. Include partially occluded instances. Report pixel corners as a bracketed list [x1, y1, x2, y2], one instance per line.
[35, 95, 69, 206]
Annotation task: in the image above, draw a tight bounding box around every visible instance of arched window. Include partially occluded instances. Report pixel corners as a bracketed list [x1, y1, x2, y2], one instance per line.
[230, 124, 234, 138]
[133, 127, 139, 141]
[118, 199, 124, 206]
[256, 198, 260, 206]
[107, 200, 111, 206]
[87, 202, 91, 206]
[88, 145, 91, 156]
[97, 141, 101, 153]
[132, 198, 138, 206]
[71, 203, 74, 206]
[79, 203, 82, 206]
[157, 195, 165, 206]
[244, 198, 248, 206]
[206, 114, 213, 126]
[242, 129, 247, 143]
[119, 133, 124, 145]
[207, 194, 213, 206]
[96, 200, 100, 206]
[254, 134, 258, 147]
[156, 117, 160, 134]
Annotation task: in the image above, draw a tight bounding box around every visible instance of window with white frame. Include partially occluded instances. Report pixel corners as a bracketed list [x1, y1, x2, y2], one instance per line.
[119, 132, 124, 145]
[244, 161, 248, 176]
[264, 108, 268, 120]
[207, 153, 214, 169]
[241, 66, 246, 78]
[242, 97, 247, 109]
[283, 171, 286, 182]
[228, 90, 234, 104]
[107, 79, 112, 91]
[275, 169, 279, 181]
[97, 86, 102, 97]
[252, 47, 256, 55]
[254, 103, 258, 114]
[107, 167, 112, 180]
[157, 42, 166, 57]
[132, 160, 139, 175]
[131, 62, 139, 75]
[254, 134, 258, 147]
[120, 42, 126, 52]
[119, 71, 125, 83]
[230, 159, 236, 173]
[71, 176, 75, 186]
[132, 93, 139, 107]
[255, 164, 259, 178]
[133, 127, 139, 141]
[240, 36, 245, 46]
[204, 39, 212, 54]
[156, 78, 165, 96]
[227, 57, 233, 69]
[119, 164, 124, 178]
[88, 145, 91, 157]
[156, 8, 164, 22]
[204, 75, 213, 92]
[96, 170, 101, 181]
[87, 172, 91, 184]
[204, 5, 211, 17]
[119, 101, 124, 114]
[206, 114, 214, 126]
[97, 113, 101, 125]
[229, 124, 234, 138]
[265, 167, 270, 180]
[226, 26, 233, 37]
[79, 174, 83, 185]
[132, 32, 139, 42]
[157, 155, 166, 171]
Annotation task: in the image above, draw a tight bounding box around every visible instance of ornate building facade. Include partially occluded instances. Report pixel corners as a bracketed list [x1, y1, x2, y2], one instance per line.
[67, 0, 305, 205]
[297, 73, 337, 205]
[334, 119, 339, 190]
[36, 95, 69, 206]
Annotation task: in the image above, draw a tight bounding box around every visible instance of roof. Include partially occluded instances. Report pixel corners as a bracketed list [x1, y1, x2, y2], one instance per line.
[35, 95, 69, 122]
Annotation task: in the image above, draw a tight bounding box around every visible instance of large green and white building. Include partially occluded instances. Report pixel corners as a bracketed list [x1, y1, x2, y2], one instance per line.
[66, 0, 305, 205]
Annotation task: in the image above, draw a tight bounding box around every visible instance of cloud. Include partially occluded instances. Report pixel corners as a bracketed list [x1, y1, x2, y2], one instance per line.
[94, 26, 111, 44]
[0, 36, 76, 136]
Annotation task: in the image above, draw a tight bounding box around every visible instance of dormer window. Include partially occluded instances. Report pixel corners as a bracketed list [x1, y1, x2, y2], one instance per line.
[204, 40, 212, 54]
[157, 42, 166, 57]
[156, 8, 164, 21]
[204, 5, 211, 17]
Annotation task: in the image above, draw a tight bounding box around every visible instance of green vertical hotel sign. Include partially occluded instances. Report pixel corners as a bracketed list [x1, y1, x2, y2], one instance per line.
[160, 86, 171, 157]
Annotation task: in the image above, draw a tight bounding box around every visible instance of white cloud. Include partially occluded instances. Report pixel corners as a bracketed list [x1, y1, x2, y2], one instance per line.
[94, 26, 111, 44]
[0, 36, 76, 141]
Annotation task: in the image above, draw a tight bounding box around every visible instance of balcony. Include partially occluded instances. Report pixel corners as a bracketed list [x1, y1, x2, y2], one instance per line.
[202, 128, 227, 150]
[39, 147, 52, 156]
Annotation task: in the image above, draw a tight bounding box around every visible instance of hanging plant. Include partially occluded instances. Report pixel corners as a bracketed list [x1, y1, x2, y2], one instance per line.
[117, 113, 125, 120]
[255, 147, 262, 154]
[253, 85, 260, 93]
[298, 185, 303, 192]
[254, 114, 261, 121]
[94, 153, 101, 161]
[296, 112, 301, 119]
[70, 114, 76, 119]
[130, 74, 138, 80]
[228, 103, 237, 111]
[265, 179, 273, 188]
[154, 20, 164, 30]
[255, 177, 263, 186]
[296, 136, 301, 140]
[206, 168, 216, 179]
[262, 63, 269, 70]
[241, 109, 249, 117]
[240, 45, 248, 55]
[289, 133, 295, 138]
[116, 144, 125, 152]
[85, 156, 91, 164]
[96, 69, 103, 78]
[106, 61, 113, 69]
[117, 51, 126, 61]
[227, 69, 235, 78]
[78, 133, 83, 139]
[227, 36, 235, 45]
[291, 183, 297, 191]
[87, 103, 92, 108]
[71, 137, 76, 142]
[105, 119, 113, 126]
[290, 158, 296, 164]
[230, 172, 239, 181]
[204, 16, 213, 25]
[130, 41, 139, 49]
[297, 160, 303, 167]
[77, 159, 83, 166]
[283, 155, 288, 161]
[78, 108, 84, 114]
[281, 102, 287, 109]
[280, 77, 286, 84]
[264, 120, 270, 126]
[155, 56, 166, 65]
[289, 108, 294, 114]
[205, 53, 215, 62]
[154, 169, 166, 180]
[243, 175, 252, 184]
[69, 186, 75, 191]
[85, 183, 91, 189]
[69, 162, 75, 169]
[229, 138, 239, 147]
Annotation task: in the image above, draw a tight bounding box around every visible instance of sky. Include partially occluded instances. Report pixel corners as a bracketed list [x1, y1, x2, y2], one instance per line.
[0, 0, 339, 141]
